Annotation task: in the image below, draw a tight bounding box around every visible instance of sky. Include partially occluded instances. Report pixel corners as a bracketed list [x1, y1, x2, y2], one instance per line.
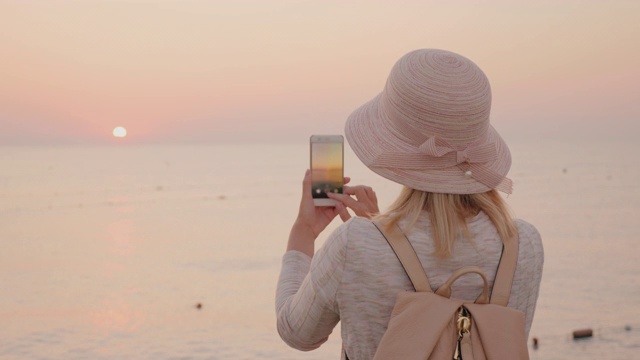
[1, 0, 639, 145]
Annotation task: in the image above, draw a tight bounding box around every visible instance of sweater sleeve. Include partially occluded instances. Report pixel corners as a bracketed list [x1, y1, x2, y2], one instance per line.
[510, 219, 544, 338]
[275, 222, 350, 351]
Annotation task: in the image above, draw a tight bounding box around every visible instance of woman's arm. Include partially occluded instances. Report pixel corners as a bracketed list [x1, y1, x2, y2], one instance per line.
[276, 229, 346, 350]
[276, 170, 380, 350]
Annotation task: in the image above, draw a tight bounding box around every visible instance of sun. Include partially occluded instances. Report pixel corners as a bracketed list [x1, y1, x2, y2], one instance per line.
[113, 126, 127, 138]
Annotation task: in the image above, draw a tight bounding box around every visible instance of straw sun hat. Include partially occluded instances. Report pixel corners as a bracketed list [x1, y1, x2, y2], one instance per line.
[345, 49, 513, 194]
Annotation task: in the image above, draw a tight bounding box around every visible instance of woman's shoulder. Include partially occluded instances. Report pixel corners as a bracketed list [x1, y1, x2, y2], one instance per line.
[322, 217, 378, 246]
[513, 218, 544, 259]
[325, 217, 385, 251]
[513, 219, 541, 241]
[312, 217, 383, 273]
[346, 216, 380, 233]
[330, 216, 379, 237]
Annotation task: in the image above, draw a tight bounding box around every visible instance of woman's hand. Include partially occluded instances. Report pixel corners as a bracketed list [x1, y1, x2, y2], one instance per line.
[287, 170, 351, 257]
[327, 185, 380, 221]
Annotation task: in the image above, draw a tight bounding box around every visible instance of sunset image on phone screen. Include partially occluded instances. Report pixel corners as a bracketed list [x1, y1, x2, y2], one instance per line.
[311, 141, 343, 200]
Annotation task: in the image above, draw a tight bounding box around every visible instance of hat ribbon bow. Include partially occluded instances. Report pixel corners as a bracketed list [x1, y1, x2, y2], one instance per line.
[372, 136, 512, 192]
[374, 136, 496, 169]
[417, 137, 496, 165]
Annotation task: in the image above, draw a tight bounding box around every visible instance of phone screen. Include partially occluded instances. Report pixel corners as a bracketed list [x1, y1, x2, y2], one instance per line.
[310, 137, 344, 201]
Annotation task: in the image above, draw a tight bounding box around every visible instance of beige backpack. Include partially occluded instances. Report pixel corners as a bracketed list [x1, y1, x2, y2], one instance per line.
[370, 222, 529, 360]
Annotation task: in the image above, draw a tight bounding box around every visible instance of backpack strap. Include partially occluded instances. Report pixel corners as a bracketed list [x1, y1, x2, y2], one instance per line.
[373, 221, 432, 293]
[373, 220, 520, 306]
[489, 232, 519, 306]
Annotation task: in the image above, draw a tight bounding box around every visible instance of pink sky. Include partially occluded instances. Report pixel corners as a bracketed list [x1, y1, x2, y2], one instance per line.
[1, 0, 639, 145]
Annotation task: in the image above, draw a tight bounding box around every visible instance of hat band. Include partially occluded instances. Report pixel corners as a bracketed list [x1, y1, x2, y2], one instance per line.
[371, 136, 513, 193]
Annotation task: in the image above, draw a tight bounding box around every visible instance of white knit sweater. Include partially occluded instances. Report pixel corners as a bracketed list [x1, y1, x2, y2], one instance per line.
[276, 212, 544, 359]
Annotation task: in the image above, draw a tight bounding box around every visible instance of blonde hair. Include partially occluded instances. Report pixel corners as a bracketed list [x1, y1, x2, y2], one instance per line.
[375, 187, 517, 258]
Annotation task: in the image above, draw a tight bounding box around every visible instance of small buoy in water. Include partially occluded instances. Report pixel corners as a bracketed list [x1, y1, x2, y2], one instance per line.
[572, 328, 593, 339]
[532, 337, 539, 349]
[196, 303, 202, 310]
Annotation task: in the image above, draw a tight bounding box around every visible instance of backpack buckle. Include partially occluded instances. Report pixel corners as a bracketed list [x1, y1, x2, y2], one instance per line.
[454, 307, 471, 359]
[456, 307, 471, 334]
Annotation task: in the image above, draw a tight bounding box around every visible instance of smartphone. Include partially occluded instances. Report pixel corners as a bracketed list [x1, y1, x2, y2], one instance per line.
[310, 135, 344, 206]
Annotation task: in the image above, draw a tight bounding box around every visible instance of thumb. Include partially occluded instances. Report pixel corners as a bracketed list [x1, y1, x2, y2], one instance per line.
[302, 169, 313, 200]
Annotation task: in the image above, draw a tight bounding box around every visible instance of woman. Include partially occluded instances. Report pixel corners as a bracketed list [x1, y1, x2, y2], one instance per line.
[276, 49, 543, 359]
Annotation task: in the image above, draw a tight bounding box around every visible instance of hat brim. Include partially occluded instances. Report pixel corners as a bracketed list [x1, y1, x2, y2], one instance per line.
[345, 94, 512, 194]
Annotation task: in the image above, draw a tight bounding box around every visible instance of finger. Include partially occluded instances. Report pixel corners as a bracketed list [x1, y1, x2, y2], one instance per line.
[327, 192, 361, 209]
[370, 190, 379, 209]
[364, 187, 378, 205]
[342, 185, 367, 195]
[343, 177, 351, 185]
[343, 185, 372, 200]
[335, 202, 352, 222]
[321, 206, 341, 222]
[364, 186, 375, 197]
[342, 185, 355, 195]
[331, 187, 379, 218]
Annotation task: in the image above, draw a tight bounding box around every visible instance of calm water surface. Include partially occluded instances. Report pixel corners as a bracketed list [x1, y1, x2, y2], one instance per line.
[0, 140, 638, 359]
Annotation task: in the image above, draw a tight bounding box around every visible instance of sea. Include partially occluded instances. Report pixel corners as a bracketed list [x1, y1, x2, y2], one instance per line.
[1, 139, 639, 359]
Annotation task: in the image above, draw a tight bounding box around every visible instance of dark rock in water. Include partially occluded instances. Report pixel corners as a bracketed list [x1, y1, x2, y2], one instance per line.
[572, 328, 593, 339]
